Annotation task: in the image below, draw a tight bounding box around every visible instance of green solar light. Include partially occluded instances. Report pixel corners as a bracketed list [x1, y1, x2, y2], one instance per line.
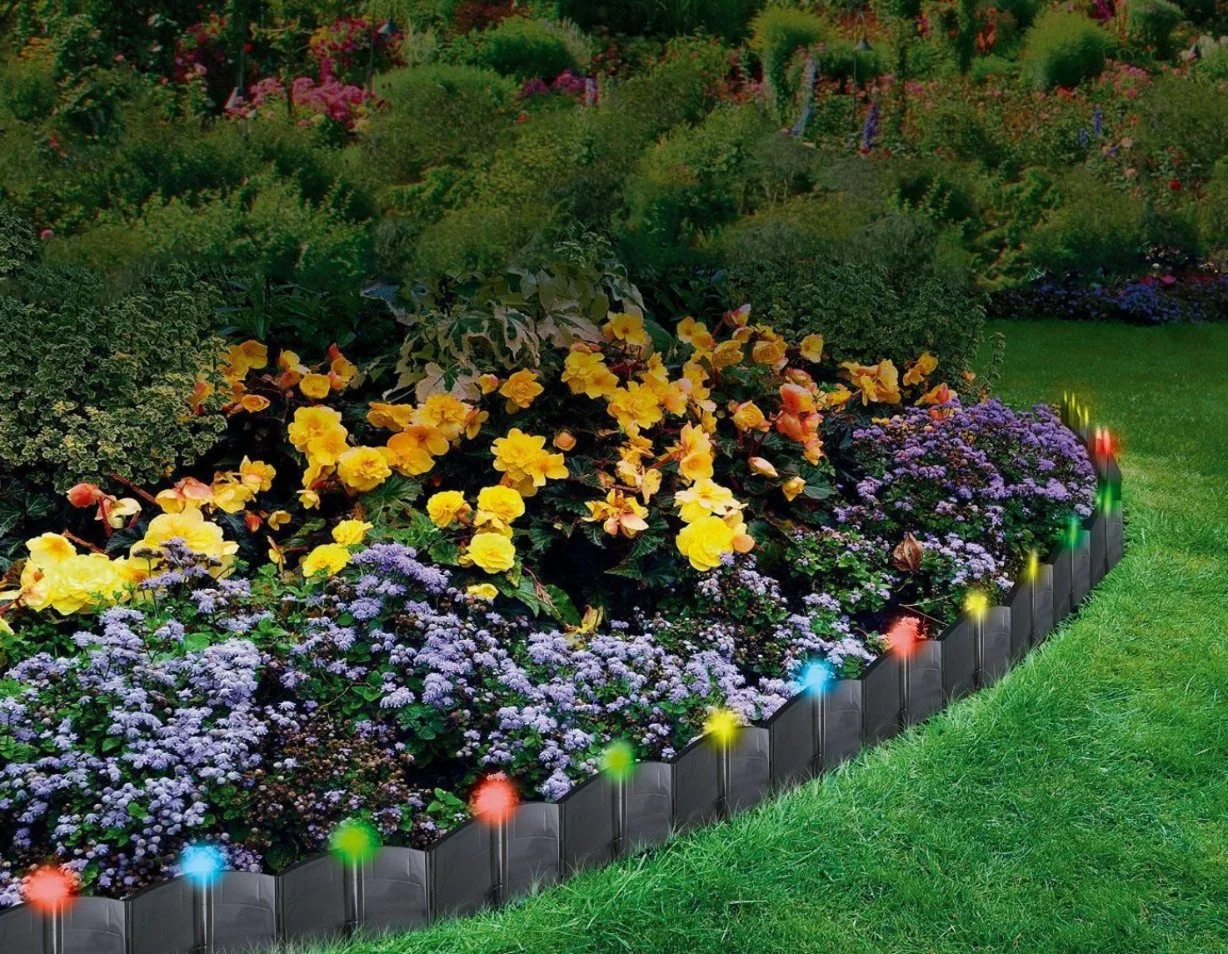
[329, 819, 380, 865]
[601, 740, 635, 781]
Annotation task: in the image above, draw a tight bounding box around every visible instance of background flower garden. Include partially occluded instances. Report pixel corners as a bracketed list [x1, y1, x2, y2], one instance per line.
[0, 0, 1215, 927]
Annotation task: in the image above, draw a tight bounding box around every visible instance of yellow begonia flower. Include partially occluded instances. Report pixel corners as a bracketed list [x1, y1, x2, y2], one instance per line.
[288, 406, 346, 453]
[673, 422, 714, 483]
[299, 489, 321, 510]
[385, 425, 449, 477]
[136, 508, 238, 566]
[42, 553, 126, 615]
[731, 401, 768, 432]
[562, 349, 620, 400]
[491, 428, 568, 489]
[27, 532, 76, 565]
[782, 476, 807, 502]
[299, 373, 332, 400]
[337, 447, 392, 493]
[155, 477, 214, 513]
[302, 542, 351, 578]
[800, 334, 825, 364]
[239, 457, 277, 493]
[903, 352, 939, 387]
[584, 490, 650, 538]
[239, 394, 271, 414]
[330, 355, 358, 387]
[677, 317, 716, 352]
[367, 402, 416, 432]
[477, 374, 500, 395]
[414, 394, 472, 443]
[751, 334, 788, 371]
[211, 477, 256, 514]
[476, 486, 526, 524]
[223, 340, 268, 378]
[466, 583, 498, 600]
[606, 382, 663, 434]
[748, 457, 778, 478]
[674, 479, 742, 524]
[268, 510, 292, 531]
[709, 340, 744, 370]
[603, 312, 650, 349]
[553, 430, 576, 451]
[332, 519, 373, 546]
[840, 360, 902, 405]
[499, 369, 544, 412]
[464, 533, 517, 574]
[427, 491, 471, 528]
[306, 426, 349, 467]
[675, 515, 736, 571]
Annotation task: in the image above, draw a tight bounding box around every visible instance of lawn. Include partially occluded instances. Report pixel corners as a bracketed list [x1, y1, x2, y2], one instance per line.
[309, 319, 1228, 954]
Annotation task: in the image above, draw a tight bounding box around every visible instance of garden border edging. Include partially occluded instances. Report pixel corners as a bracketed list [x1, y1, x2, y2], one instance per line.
[0, 423, 1125, 954]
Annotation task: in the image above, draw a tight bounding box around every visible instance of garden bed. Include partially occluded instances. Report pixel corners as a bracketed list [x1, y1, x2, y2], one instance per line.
[0, 415, 1124, 953]
[0, 300, 1119, 951]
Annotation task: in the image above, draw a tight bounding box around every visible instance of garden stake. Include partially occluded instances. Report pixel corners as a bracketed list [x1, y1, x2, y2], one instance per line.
[24, 868, 73, 954]
[801, 662, 833, 774]
[965, 593, 990, 689]
[472, 777, 517, 908]
[329, 821, 379, 938]
[704, 710, 740, 820]
[181, 844, 225, 954]
[601, 742, 635, 859]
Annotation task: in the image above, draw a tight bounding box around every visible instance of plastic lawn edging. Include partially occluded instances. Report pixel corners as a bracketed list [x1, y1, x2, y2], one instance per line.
[0, 418, 1125, 954]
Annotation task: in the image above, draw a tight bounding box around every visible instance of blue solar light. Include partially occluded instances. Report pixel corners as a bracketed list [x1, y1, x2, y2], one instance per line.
[180, 844, 226, 888]
[800, 660, 834, 696]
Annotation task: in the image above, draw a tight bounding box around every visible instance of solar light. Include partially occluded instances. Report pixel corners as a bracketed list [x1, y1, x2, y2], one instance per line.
[473, 775, 518, 905]
[330, 820, 379, 935]
[885, 617, 923, 729]
[799, 660, 834, 774]
[179, 844, 224, 953]
[601, 742, 635, 857]
[965, 591, 989, 688]
[24, 866, 75, 954]
[704, 708, 742, 818]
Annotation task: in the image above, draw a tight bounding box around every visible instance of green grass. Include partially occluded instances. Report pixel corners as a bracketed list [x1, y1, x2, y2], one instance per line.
[310, 320, 1228, 954]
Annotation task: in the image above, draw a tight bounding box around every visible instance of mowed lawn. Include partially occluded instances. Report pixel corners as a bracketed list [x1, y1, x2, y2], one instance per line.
[311, 320, 1228, 954]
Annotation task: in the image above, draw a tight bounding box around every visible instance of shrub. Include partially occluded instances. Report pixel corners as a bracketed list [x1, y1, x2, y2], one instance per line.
[559, 0, 764, 41]
[1022, 11, 1111, 91]
[621, 104, 778, 269]
[1126, 0, 1185, 58]
[750, 8, 826, 118]
[1134, 75, 1228, 174]
[366, 65, 517, 184]
[724, 258, 986, 374]
[477, 17, 578, 79]
[0, 264, 227, 498]
[1196, 42, 1228, 82]
[1028, 175, 1144, 275]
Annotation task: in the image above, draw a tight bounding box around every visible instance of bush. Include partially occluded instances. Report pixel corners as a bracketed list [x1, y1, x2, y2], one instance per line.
[724, 257, 986, 374]
[622, 104, 777, 269]
[1028, 174, 1144, 275]
[0, 263, 226, 497]
[1196, 42, 1228, 82]
[1126, 0, 1185, 58]
[476, 17, 578, 79]
[1134, 75, 1228, 174]
[365, 65, 517, 185]
[559, 0, 764, 41]
[1022, 11, 1111, 91]
[750, 8, 826, 118]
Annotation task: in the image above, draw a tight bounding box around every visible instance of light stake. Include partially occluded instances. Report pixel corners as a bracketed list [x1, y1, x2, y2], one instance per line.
[1026, 549, 1040, 643]
[800, 661, 834, 774]
[965, 591, 989, 688]
[180, 844, 225, 954]
[885, 617, 921, 729]
[472, 776, 517, 907]
[703, 709, 740, 819]
[329, 820, 379, 937]
[24, 866, 75, 954]
[601, 742, 635, 858]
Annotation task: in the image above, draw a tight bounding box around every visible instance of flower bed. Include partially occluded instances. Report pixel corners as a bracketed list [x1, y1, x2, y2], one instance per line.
[0, 310, 1098, 912]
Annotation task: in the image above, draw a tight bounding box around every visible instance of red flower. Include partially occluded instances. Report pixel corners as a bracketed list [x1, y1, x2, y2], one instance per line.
[1168, 178, 1183, 191]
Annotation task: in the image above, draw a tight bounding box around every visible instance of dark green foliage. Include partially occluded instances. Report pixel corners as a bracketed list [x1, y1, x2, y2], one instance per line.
[365, 65, 517, 184]
[1134, 75, 1228, 174]
[1028, 174, 1144, 275]
[476, 17, 577, 79]
[622, 105, 778, 269]
[559, 0, 764, 42]
[1126, 0, 1185, 58]
[1022, 11, 1111, 91]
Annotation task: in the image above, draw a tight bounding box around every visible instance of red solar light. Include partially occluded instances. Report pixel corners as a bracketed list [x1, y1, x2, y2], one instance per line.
[471, 775, 518, 825]
[24, 867, 75, 913]
[885, 616, 924, 659]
